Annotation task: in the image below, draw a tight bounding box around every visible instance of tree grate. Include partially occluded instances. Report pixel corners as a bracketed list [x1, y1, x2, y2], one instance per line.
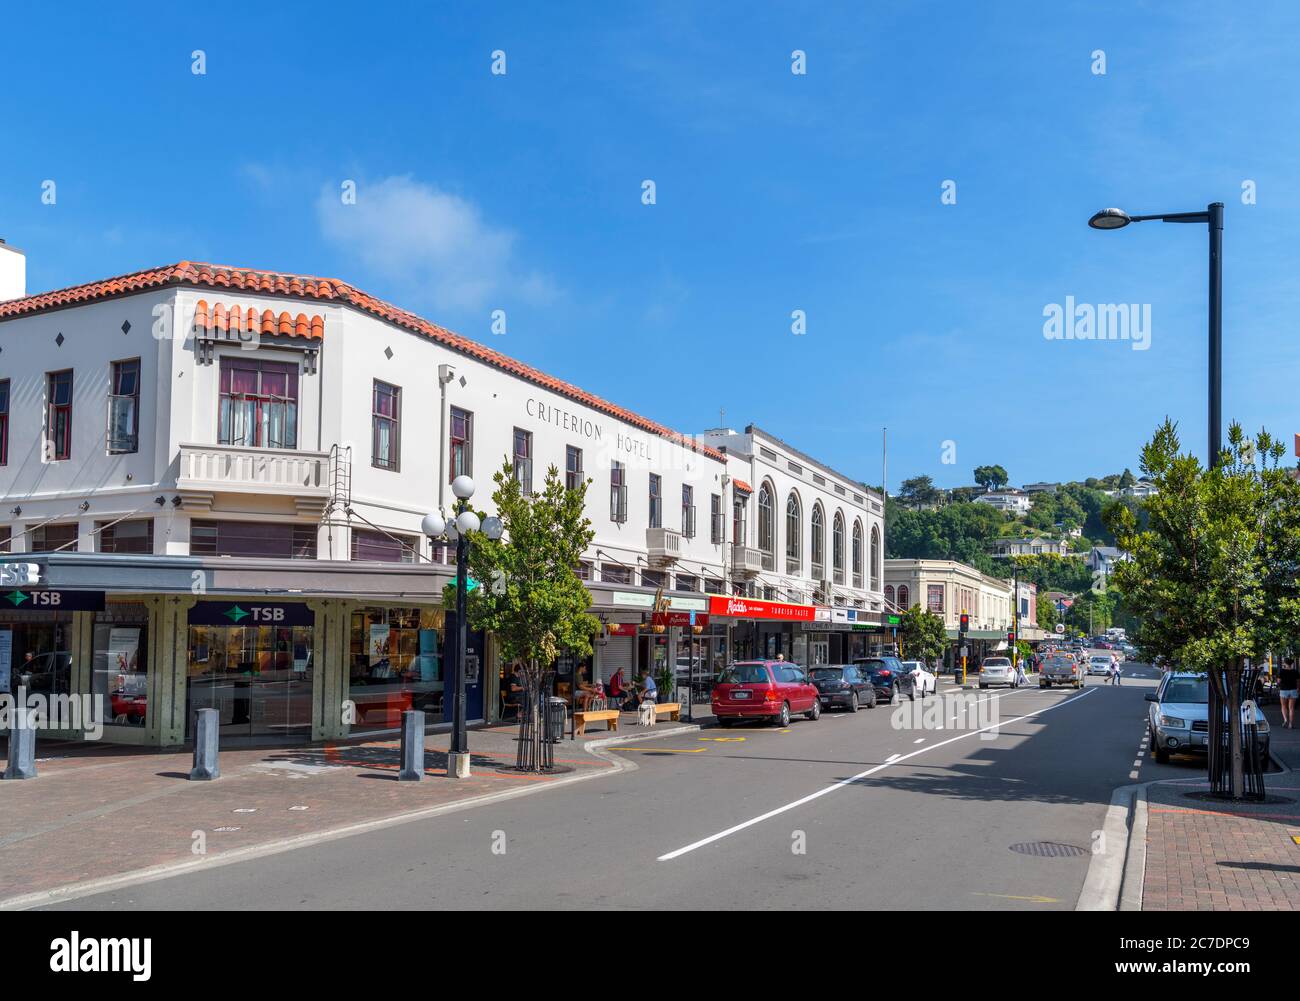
[1009, 841, 1088, 858]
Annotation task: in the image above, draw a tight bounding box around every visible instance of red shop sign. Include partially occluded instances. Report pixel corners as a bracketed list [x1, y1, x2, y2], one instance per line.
[650, 611, 711, 627]
[707, 596, 816, 622]
[605, 623, 639, 636]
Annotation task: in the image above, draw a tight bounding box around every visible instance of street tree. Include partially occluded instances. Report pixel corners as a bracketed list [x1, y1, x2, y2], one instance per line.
[461, 460, 599, 771]
[898, 603, 948, 663]
[1106, 420, 1300, 800]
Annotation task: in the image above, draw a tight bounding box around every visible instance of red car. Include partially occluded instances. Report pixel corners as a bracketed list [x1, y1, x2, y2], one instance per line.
[712, 660, 821, 728]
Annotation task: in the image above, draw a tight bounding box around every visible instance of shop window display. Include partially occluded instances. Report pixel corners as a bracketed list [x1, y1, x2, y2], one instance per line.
[348, 607, 443, 731]
[93, 603, 150, 727]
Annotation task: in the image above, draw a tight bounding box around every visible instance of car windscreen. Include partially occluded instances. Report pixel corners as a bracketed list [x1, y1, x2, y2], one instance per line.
[983, 659, 1010, 667]
[810, 668, 843, 681]
[720, 664, 771, 685]
[1163, 678, 1208, 704]
[856, 660, 890, 674]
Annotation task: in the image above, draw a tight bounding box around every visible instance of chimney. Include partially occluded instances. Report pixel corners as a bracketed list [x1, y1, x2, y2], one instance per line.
[0, 240, 26, 302]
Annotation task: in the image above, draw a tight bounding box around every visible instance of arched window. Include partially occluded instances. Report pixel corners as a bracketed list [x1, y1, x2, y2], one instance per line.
[870, 525, 881, 592]
[898, 584, 910, 608]
[757, 483, 774, 569]
[852, 520, 864, 587]
[785, 492, 801, 573]
[884, 584, 895, 606]
[810, 504, 825, 577]
[832, 512, 845, 584]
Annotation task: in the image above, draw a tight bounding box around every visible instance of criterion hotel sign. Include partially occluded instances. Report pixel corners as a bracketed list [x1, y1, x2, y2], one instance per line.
[707, 596, 816, 622]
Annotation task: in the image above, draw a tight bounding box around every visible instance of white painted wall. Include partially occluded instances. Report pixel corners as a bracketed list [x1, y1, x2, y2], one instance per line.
[0, 244, 25, 302]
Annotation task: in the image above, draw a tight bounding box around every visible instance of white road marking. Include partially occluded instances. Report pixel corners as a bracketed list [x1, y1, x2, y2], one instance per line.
[1129, 770, 1139, 779]
[657, 688, 1097, 861]
[914, 738, 925, 744]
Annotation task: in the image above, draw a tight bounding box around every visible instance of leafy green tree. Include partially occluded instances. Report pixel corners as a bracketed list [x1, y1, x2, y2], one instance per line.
[898, 604, 948, 663]
[1119, 468, 1137, 489]
[1107, 420, 1300, 799]
[898, 475, 942, 509]
[462, 460, 599, 771]
[973, 464, 1009, 491]
[1036, 593, 1058, 632]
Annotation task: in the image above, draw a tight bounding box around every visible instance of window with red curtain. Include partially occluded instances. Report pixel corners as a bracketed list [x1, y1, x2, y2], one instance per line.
[218, 359, 298, 448]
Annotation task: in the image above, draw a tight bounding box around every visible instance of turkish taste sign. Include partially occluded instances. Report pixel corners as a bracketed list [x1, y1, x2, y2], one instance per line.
[707, 596, 816, 622]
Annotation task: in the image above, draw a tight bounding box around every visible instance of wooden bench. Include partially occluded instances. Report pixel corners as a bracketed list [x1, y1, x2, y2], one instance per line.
[652, 702, 681, 722]
[574, 709, 620, 735]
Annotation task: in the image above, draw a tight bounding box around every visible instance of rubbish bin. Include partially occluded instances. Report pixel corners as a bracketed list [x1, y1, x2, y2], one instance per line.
[546, 697, 567, 744]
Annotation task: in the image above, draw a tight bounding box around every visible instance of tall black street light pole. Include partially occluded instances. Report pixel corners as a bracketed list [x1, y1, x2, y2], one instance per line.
[423, 476, 503, 779]
[1088, 203, 1224, 466]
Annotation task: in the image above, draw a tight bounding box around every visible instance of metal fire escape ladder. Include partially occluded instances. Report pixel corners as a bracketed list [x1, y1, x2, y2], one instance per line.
[324, 444, 353, 559]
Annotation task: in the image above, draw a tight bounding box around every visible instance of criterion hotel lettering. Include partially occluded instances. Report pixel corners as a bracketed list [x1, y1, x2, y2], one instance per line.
[525, 399, 602, 441]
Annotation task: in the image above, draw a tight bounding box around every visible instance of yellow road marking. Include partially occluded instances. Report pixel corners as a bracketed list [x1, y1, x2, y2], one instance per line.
[699, 736, 747, 742]
[613, 746, 708, 753]
[972, 892, 1060, 903]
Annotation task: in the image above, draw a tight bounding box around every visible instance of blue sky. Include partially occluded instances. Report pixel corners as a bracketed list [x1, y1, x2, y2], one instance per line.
[3, 1, 1298, 490]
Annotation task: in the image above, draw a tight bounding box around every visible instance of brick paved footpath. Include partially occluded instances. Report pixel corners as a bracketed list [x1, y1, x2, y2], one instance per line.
[1142, 702, 1300, 910]
[0, 714, 692, 905]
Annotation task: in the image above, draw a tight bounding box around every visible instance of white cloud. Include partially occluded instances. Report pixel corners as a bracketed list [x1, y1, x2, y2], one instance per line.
[315, 175, 553, 312]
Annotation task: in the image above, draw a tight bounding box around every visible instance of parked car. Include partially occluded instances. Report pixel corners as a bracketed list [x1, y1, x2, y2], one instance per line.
[713, 661, 821, 727]
[15, 651, 73, 696]
[810, 664, 877, 712]
[1040, 653, 1085, 688]
[853, 656, 914, 703]
[1087, 655, 1113, 676]
[1147, 672, 1271, 766]
[899, 660, 937, 697]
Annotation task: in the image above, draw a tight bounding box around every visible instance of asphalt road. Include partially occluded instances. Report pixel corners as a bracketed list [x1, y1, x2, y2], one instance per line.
[55, 663, 1188, 910]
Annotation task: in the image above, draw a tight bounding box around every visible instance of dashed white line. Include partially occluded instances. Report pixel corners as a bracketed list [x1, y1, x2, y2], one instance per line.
[657, 687, 1098, 861]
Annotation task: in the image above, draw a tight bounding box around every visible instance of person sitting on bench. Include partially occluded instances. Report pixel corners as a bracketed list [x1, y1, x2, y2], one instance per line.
[635, 669, 658, 708]
[576, 675, 605, 712]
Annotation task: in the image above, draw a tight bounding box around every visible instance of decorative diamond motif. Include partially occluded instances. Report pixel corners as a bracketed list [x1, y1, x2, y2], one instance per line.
[55, 332, 64, 347]
[121, 320, 131, 334]
[384, 346, 394, 360]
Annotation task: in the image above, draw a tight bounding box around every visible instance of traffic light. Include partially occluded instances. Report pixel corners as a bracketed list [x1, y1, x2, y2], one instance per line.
[1008, 630, 1016, 645]
[959, 611, 969, 633]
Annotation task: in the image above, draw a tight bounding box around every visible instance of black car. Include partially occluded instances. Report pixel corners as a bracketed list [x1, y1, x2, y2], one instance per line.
[853, 655, 915, 703]
[810, 664, 878, 712]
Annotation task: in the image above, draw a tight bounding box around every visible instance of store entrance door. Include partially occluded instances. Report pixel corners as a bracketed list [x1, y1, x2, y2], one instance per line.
[186, 602, 314, 742]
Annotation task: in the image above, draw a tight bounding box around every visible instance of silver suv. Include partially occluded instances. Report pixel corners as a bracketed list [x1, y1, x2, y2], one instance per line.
[1147, 672, 1271, 766]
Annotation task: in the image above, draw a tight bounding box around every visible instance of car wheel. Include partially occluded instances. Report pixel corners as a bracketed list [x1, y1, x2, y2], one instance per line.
[889, 688, 899, 706]
[717, 717, 732, 728]
[865, 690, 876, 709]
[775, 702, 790, 728]
[1154, 743, 1170, 764]
[848, 692, 859, 713]
[806, 699, 820, 721]
[979, 683, 987, 690]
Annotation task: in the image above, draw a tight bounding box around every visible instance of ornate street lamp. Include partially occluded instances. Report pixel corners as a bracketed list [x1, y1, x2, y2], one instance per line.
[422, 476, 503, 778]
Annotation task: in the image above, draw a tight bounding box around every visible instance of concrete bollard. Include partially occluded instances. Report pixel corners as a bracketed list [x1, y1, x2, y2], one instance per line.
[397, 709, 425, 781]
[3, 707, 37, 780]
[189, 707, 221, 781]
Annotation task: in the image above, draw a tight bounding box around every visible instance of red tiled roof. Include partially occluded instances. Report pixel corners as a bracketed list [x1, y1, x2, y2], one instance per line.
[193, 300, 324, 341]
[732, 479, 753, 494]
[0, 262, 723, 462]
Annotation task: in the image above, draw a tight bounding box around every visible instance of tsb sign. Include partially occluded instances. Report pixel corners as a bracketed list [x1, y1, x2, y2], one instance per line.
[0, 562, 41, 586]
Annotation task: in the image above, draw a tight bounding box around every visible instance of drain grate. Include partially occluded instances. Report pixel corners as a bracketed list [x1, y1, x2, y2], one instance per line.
[1009, 841, 1088, 858]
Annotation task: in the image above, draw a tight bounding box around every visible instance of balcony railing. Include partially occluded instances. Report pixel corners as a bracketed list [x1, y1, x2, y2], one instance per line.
[732, 545, 763, 577]
[646, 526, 683, 566]
[177, 442, 330, 515]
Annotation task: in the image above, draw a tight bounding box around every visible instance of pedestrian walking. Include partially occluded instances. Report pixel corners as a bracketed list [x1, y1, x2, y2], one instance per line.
[1015, 659, 1028, 687]
[1109, 661, 1122, 686]
[1278, 658, 1298, 729]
